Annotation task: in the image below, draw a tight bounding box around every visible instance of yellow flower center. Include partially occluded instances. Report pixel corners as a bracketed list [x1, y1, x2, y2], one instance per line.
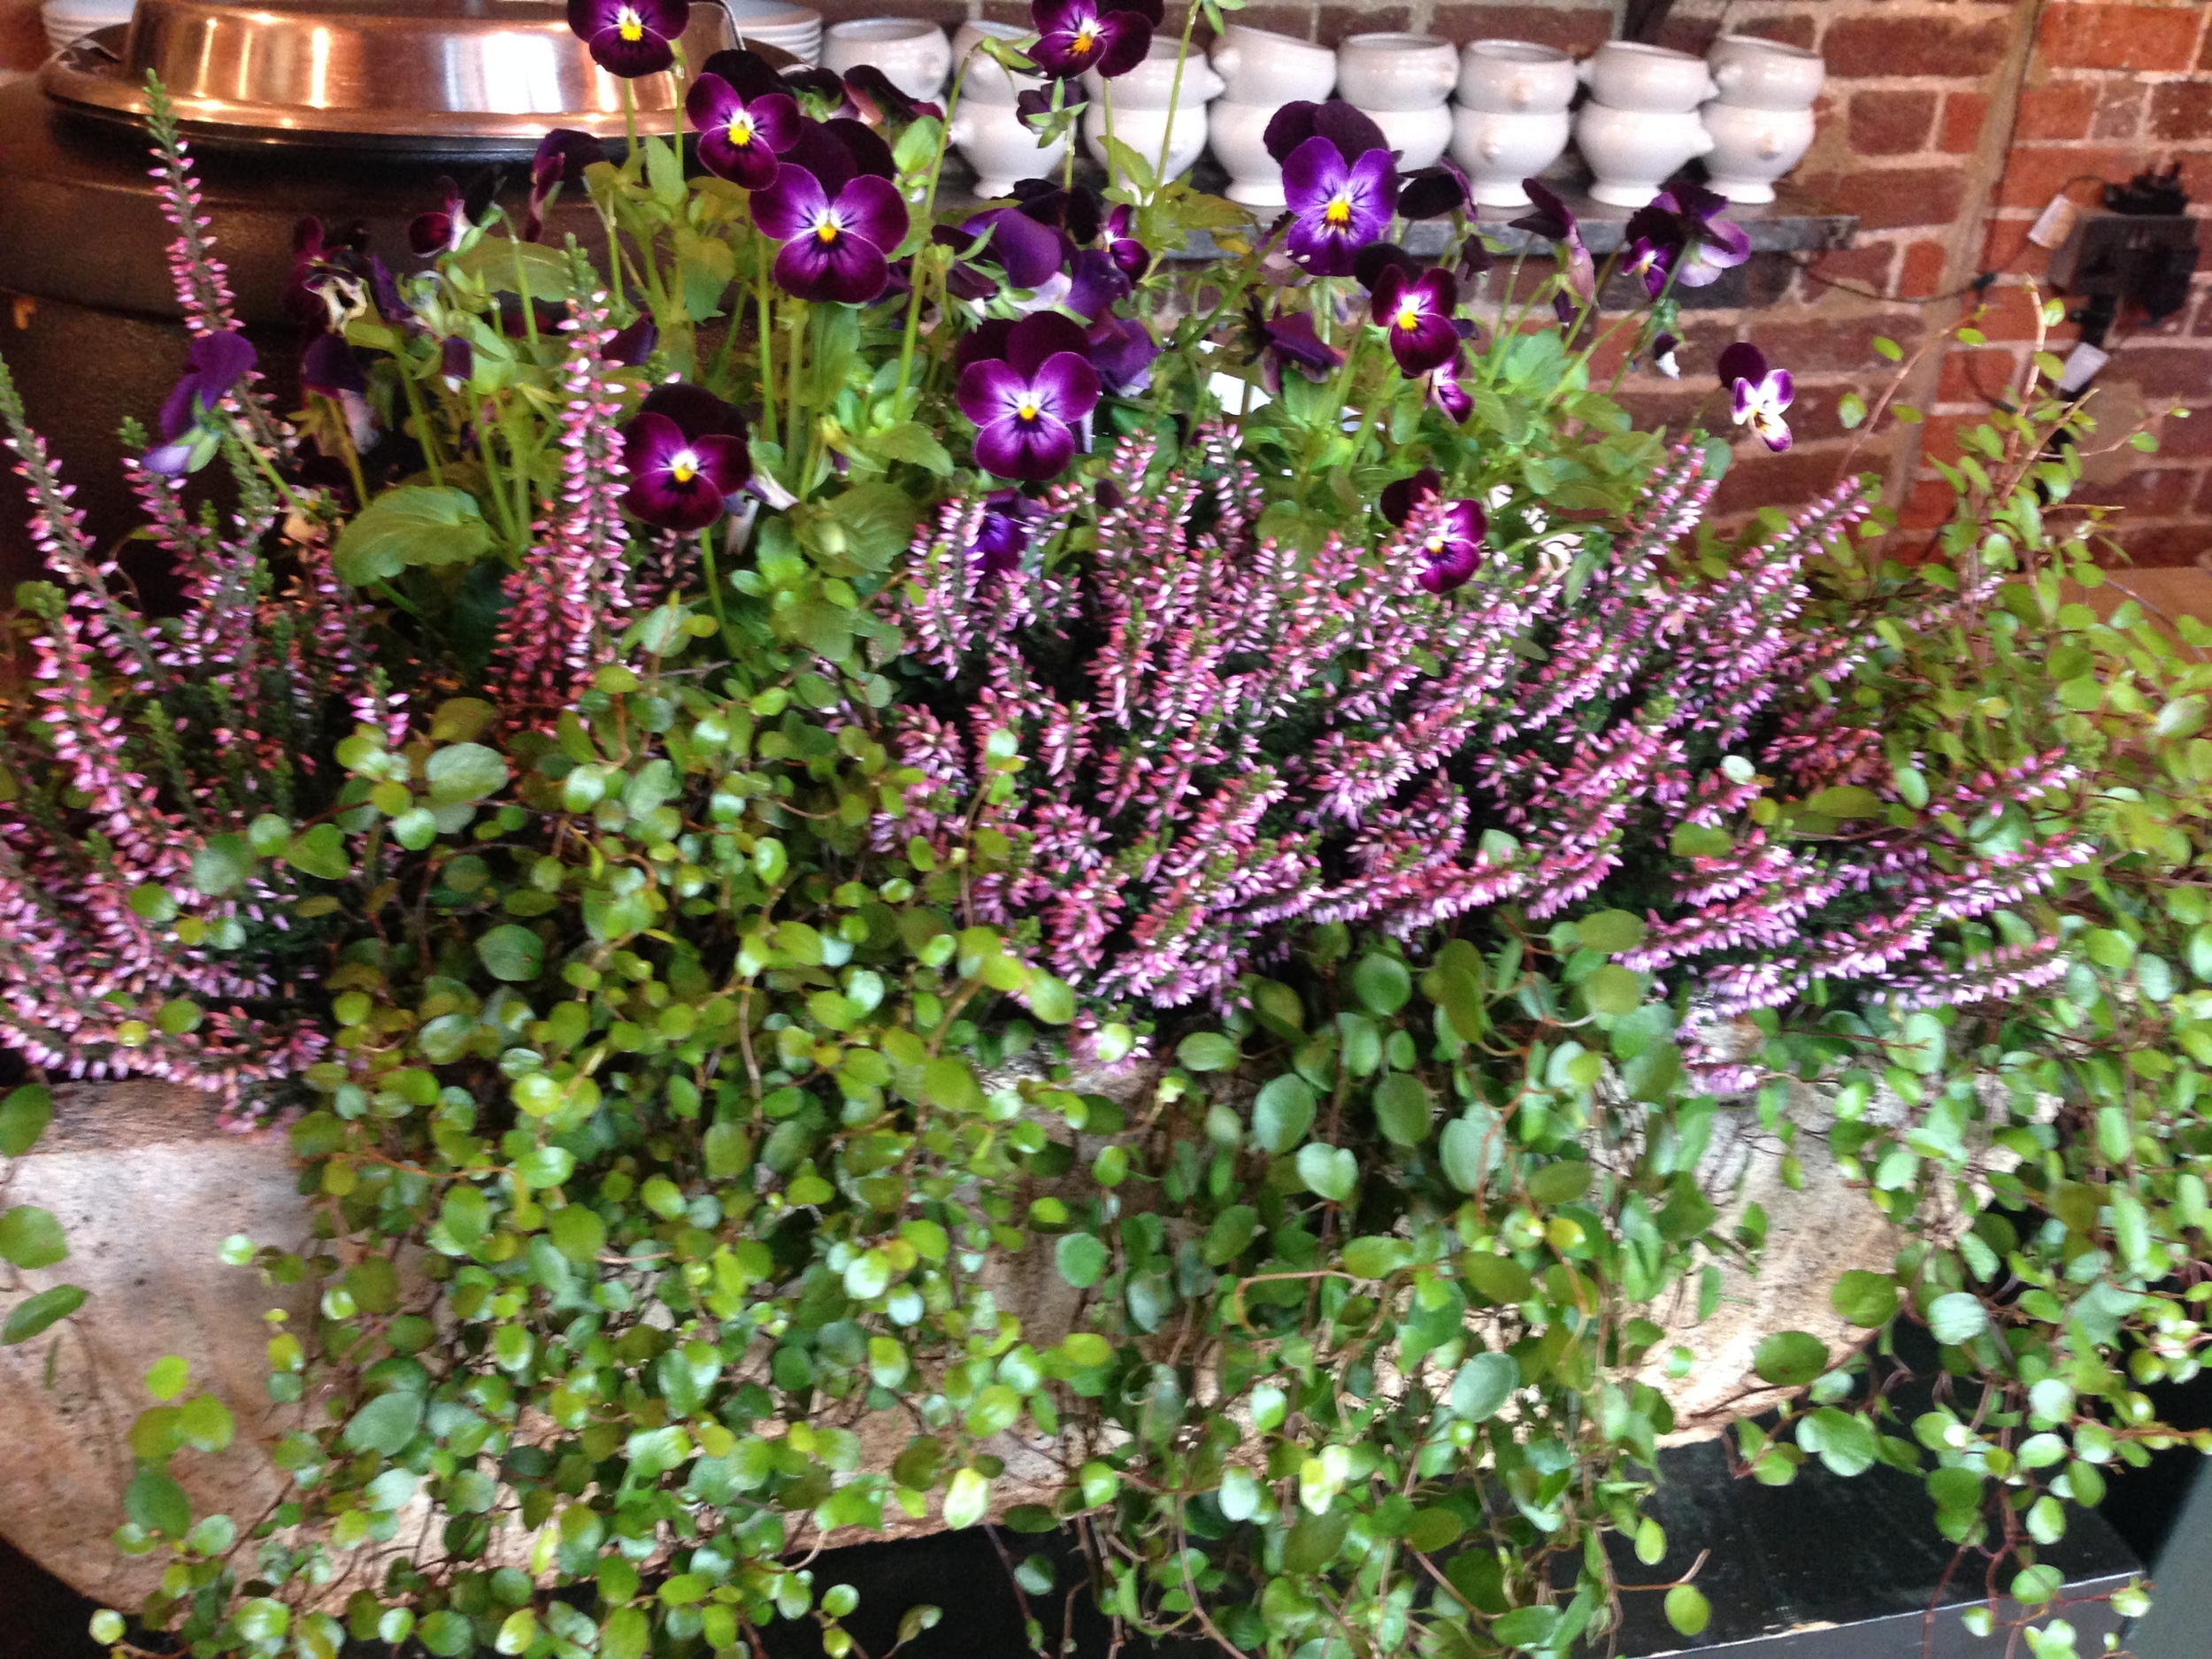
[1394, 303, 1421, 331]
[1426, 535, 1445, 553]
[728, 116, 754, 145]
[1325, 196, 1352, 227]
[615, 6, 644, 40]
[671, 451, 699, 485]
[1073, 24, 1096, 50]
[816, 221, 841, 243]
[1017, 401, 1041, 421]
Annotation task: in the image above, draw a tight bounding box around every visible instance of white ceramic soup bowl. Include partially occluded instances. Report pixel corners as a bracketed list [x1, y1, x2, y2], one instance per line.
[1210, 99, 1290, 206]
[1708, 34, 1824, 111]
[1362, 102, 1452, 170]
[1576, 39, 1717, 113]
[1084, 101, 1207, 183]
[1084, 36, 1225, 109]
[1210, 23, 1335, 104]
[1455, 38, 1576, 113]
[822, 17, 951, 101]
[1448, 105, 1572, 207]
[1700, 101, 1816, 203]
[950, 97, 1069, 196]
[952, 18, 1042, 104]
[1335, 31, 1457, 111]
[1573, 101, 1715, 207]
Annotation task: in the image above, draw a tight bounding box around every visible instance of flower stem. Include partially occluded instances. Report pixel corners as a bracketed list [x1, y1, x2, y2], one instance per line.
[753, 232, 777, 445]
[697, 516, 732, 643]
[895, 62, 965, 415]
[396, 366, 444, 486]
[1153, 5, 1201, 195]
[511, 234, 541, 352]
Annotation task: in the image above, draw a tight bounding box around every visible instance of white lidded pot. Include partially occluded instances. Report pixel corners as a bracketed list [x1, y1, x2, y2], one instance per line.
[1336, 31, 1458, 111]
[1084, 36, 1225, 109]
[1701, 101, 1816, 203]
[1449, 106, 1572, 207]
[1365, 103, 1454, 170]
[1210, 22, 1335, 104]
[950, 97, 1069, 197]
[822, 17, 952, 101]
[1455, 38, 1577, 113]
[951, 18, 1042, 104]
[1210, 100, 1292, 207]
[1707, 34, 1824, 111]
[1576, 39, 1717, 114]
[1573, 101, 1716, 207]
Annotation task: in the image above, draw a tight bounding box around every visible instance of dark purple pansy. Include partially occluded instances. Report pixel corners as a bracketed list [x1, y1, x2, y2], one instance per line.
[1370, 265, 1460, 377]
[1013, 180, 1103, 245]
[1649, 330, 1680, 380]
[1354, 239, 1420, 294]
[1455, 239, 1495, 283]
[1719, 342, 1792, 452]
[1283, 135, 1397, 277]
[1065, 247, 1132, 320]
[1429, 349, 1471, 421]
[1086, 313, 1158, 395]
[566, 0, 688, 77]
[842, 64, 939, 126]
[1661, 184, 1751, 288]
[1029, 0, 1152, 80]
[781, 65, 858, 119]
[303, 331, 369, 397]
[526, 129, 603, 242]
[1016, 81, 1087, 134]
[437, 335, 473, 391]
[960, 207, 1069, 290]
[1380, 471, 1483, 592]
[146, 329, 257, 475]
[687, 71, 801, 188]
[1380, 468, 1444, 528]
[1244, 298, 1343, 396]
[1263, 99, 1387, 166]
[1102, 204, 1151, 282]
[1621, 203, 1678, 301]
[1399, 160, 1471, 221]
[784, 116, 897, 185]
[972, 488, 1045, 576]
[751, 161, 910, 304]
[620, 383, 754, 531]
[606, 315, 659, 367]
[957, 313, 1102, 480]
[1510, 179, 1594, 303]
[409, 175, 472, 257]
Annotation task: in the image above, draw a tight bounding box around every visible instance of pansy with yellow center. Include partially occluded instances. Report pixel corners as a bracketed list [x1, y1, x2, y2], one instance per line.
[618, 383, 754, 533]
[1281, 132, 1398, 277]
[1368, 263, 1461, 378]
[685, 61, 802, 189]
[1029, 0, 1157, 80]
[566, 0, 687, 77]
[957, 312, 1103, 481]
[751, 158, 910, 305]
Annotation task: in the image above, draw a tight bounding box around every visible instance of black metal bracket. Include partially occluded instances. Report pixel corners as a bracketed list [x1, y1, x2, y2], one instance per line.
[1624, 0, 1682, 44]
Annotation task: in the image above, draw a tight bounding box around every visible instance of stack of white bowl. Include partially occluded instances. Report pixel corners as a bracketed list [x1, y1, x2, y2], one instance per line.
[1207, 26, 1337, 207]
[1572, 40, 1717, 207]
[42, 0, 132, 53]
[949, 19, 1065, 196]
[1448, 39, 1575, 209]
[1337, 32, 1456, 171]
[822, 17, 950, 97]
[1083, 38, 1223, 188]
[726, 0, 825, 65]
[1700, 34, 1822, 204]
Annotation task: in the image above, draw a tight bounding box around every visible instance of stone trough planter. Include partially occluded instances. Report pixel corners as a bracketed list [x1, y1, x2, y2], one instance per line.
[0, 1076, 1901, 1607]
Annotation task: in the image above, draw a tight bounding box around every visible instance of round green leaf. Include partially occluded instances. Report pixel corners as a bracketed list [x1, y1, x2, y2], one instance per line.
[1372, 1073, 1432, 1146]
[3, 1283, 85, 1343]
[1450, 1351, 1518, 1422]
[549, 1205, 605, 1263]
[476, 924, 546, 983]
[124, 1468, 190, 1538]
[283, 823, 351, 881]
[1217, 1467, 1260, 1523]
[1927, 1291, 1988, 1346]
[1526, 1160, 1592, 1206]
[1585, 963, 1642, 1016]
[1663, 1585, 1711, 1638]
[0, 1203, 66, 1270]
[0, 1085, 52, 1157]
[1252, 1073, 1317, 1154]
[1296, 1142, 1358, 1203]
[1056, 1233, 1108, 1289]
[1752, 1330, 1831, 1388]
[342, 1390, 425, 1456]
[1176, 1032, 1240, 1072]
[1025, 974, 1075, 1025]
[426, 742, 509, 806]
[1829, 1270, 1898, 1327]
[1350, 954, 1411, 1016]
[1575, 909, 1647, 955]
[943, 1467, 989, 1529]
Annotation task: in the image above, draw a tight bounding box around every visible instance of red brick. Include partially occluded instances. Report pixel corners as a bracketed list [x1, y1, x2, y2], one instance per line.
[1317, 4, 1410, 42]
[1809, 241, 1899, 294]
[2039, 4, 2204, 73]
[1938, 346, 2025, 405]
[1752, 311, 1927, 375]
[2151, 82, 2212, 142]
[2195, 466, 2212, 516]
[1710, 441, 1860, 518]
[1940, 91, 1992, 154]
[2113, 522, 2210, 567]
[2111, 345, 2212, 399]
[2090, 82, 2147, 141]
[1899, 240, 1950, 299]
[1897, 476, 1960, 531]
[2015, 83, 2096, 142]
[1795, 166, 1970, 233]
[1613, 386, 1708, 432]
[1425, 4, 1611, 50]
[1660, 12, 1815, 55]
[1969, 281, 2080, 343]
[1824, 13, 2010, 80]
[1918, 413, 1973, 467]
[1994, 145, 2139, 209]
[2084, 465, 2199, 518]
[1851, 90, 1938, 157]
[2158, 410, 2212, 457]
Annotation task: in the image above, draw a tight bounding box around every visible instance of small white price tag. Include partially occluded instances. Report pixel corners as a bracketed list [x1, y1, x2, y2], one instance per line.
[2027, 194, 2080, 250]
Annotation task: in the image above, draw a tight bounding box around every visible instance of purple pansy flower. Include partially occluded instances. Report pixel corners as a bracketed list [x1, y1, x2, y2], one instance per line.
[146, 329, 257, 475]
[526, 129, 603, 242]
[1103, 204, 1151, 282]
[1510, 180, 1594, 303]
[961, 207, 1070, 290]
[1264, 100, 1387, 166]
[1283, 134, 1397, 277]
[1013, 180, 1103, 244]
[566, 0, 687, 78]
[1370, 265, 1459, 377]
[1621, 205, 1677, 301]
[1399, 160, 1471, 221]
[751, 160, 909, 304]
[1649, 330, 1680, 380]
[1430, 349, 1472, 421]
[1656, 183, 1751, 288]
[957, 313, 1102, 480]
[687, 71, 801, 188]
[1029, 0, 1155, 80]
[972, 489, 1045, 577]
[1381, 469, 1485, 594]
[302, 331, 368, 398]
[408, 175, 475, 257]
[1244, 299, 1343, 395]
[1719, 342, 1793, 452]
[606, 315, 659, 367]
[1065, 247, 1131, 320]
[620, 383, 754, 531]
[1085, 312, 1158, 396]
[1355, 240, 1420, 293]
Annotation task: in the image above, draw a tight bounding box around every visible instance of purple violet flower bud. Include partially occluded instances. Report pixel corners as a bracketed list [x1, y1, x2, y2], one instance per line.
[1243, 298, 1343, 396]
[1511, 179, 1595, 303]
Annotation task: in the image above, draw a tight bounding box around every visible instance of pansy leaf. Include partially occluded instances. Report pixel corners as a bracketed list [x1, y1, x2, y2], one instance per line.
[333, 486, 494, 585]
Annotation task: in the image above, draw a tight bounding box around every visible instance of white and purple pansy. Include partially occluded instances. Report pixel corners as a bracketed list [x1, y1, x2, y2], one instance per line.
[750, 157, 910, 305]
[1028, 0, 1158, 80]
[1381, 466, 1487, 595]
[618, 383, 754, 532]
[1281, 134, 1397, 278]
[956, 313, 1102, 482]
[1719, 341, 1793, 453]
[1370, 264, 1461, 378]
[686, 60, 802, 189]
[565, 0, 687, 78]
[145, 329, 256, 476]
